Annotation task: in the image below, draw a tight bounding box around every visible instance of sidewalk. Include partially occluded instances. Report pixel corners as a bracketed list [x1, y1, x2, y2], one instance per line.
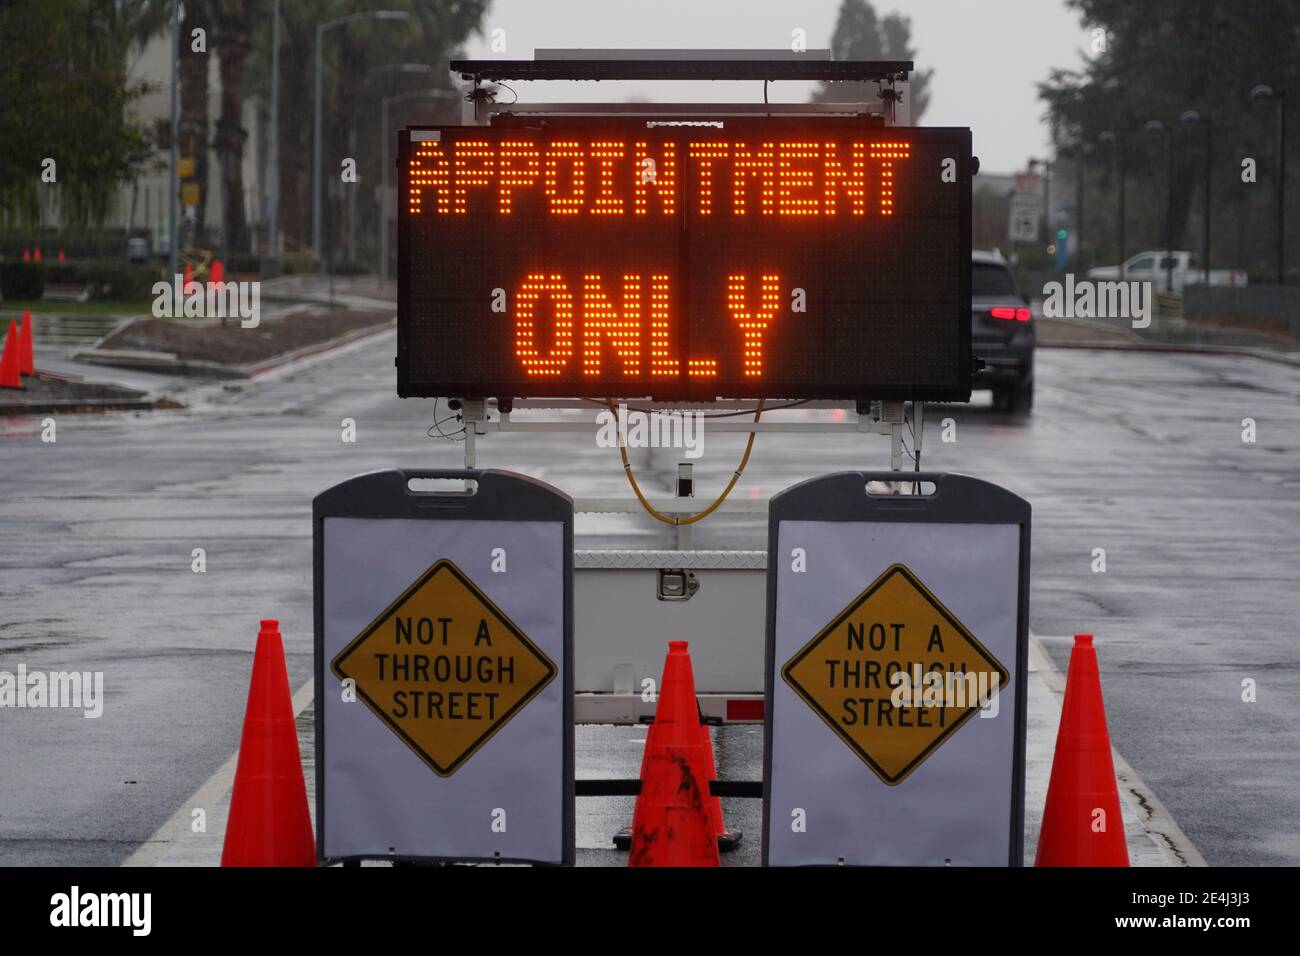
[1024, 636, 1202, 866]
[33, 350, 193, 396]
[127, 635, 1198, 867]
[1035, 312, 1300, 368]
[13, 303, 394, 412]
[259, 274, 395, 312]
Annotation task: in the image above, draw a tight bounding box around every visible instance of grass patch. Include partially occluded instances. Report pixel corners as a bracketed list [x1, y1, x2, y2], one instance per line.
[0, 299, 155, 317]
[96, 309, 393, 366]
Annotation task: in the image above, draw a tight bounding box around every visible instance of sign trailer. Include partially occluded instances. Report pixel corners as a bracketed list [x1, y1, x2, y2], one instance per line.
[312, 52, 1030, 867]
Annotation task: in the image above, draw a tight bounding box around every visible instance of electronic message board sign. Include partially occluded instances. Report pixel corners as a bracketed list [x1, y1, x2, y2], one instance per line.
[397, 117, 972, 402]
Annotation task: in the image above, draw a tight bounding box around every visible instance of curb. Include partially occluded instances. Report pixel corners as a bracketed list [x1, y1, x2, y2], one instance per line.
[0, 396, 161, 416]
[74, 348, 246, 380]
[0, 368, 164, 416]
[1029, 635, 1207, 867]
[245, 318, 395, 378]
[1039, 339, 1300, 369]
[72, 317, 395, 382]
[1034, 315, 1144, 342]
[260, 292, 396, 311]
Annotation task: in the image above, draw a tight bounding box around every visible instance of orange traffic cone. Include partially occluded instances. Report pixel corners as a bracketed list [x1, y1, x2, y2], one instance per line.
[1035, 634, 1130, 866]
[0, 321, 22, 389]
[614, 702, 741, 853]
[221, 619, 315, 867]
[18, 309, 34, 376]
[696, 715, 742, 850]
[210, 259, 224, 285]
[628, 641, 719, 867]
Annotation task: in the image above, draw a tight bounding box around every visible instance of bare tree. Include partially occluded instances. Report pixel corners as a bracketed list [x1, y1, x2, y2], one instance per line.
[812, 0, 933, 122]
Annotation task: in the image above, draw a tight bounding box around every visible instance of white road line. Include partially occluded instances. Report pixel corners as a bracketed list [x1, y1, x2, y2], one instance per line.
[1030, 635, 1207, 867]
[121, 679, 314, 868]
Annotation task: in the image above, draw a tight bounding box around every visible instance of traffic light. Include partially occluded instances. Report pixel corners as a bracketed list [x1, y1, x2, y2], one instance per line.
[1056, 228, 1068, 241]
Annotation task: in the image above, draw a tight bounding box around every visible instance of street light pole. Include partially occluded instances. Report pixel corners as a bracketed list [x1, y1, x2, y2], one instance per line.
[1205, 119, 1213, 284]
[379, 89, 458, 281]
[1075, 144, 1091, 271]
[1100, 130, 1127, 278]
[311, 22, 323, 264]
[1027, 157, 1051, 257]
[379, 99, 390, 283]
[1250, 85, 1287, 285]
[1045, 162, 1052, 255]
[268, 0, 280, 266]
[168, 0, 179, 282]
[1119, 138, 1127, 277]
[347, 124, 357, 264]
[363, 64, 439, 281]
[311, 10, 412, 268]
[1035, 160, 1052, 251]
[1180, 111, 1212, 284]
[1145, 120, 1175, 292]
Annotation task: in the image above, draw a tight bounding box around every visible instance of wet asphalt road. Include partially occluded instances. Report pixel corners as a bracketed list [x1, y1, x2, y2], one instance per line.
[1, 335, 1297, 866]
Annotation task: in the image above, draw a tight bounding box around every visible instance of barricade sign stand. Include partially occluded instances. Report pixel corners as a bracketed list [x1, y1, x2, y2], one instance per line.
[314, 469, 574, 865]
[762, 472, 1029, 866]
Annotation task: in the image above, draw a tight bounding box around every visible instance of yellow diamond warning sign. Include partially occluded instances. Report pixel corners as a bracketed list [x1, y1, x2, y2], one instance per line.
[782, 563, 1008, 785]
[331, 559, 557, 777]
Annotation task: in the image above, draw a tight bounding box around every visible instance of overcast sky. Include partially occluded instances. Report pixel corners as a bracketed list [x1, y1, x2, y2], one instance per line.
[459, 0, 1096, 174]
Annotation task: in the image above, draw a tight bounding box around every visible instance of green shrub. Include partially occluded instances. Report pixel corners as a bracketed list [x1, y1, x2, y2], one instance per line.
[2, 234, 143, 260]
[41, 259, 159, 301]
[0, 261, 46, 300]
[330, 260, 370, 276]
[95, 261, 161, 301]
[279, 252, 317, 275]
[225, 254, 261, 274]
[41, 262, 84, 286]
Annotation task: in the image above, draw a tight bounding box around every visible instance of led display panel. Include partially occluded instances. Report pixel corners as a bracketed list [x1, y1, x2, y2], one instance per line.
[398, 117, 972, 401]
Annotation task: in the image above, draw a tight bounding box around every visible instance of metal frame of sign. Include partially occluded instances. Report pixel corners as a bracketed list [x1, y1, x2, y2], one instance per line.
[761, 471, 1030, 866]
[313, 468, 574, 866]
[450, 57, 914, 84]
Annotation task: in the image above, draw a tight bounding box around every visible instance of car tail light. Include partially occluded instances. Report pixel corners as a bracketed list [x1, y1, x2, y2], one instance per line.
[989, 306, 1031, 322]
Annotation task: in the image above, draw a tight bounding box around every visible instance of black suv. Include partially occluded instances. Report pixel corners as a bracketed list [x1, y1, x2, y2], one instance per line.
[971, 250, 1035, 413]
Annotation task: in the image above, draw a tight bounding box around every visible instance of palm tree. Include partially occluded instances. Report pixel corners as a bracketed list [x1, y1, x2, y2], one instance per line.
[212, 0, 259, 256]
[206, 0, 491, 261]
[181, 3, 216, 247]
[128, 0, 213, 248]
